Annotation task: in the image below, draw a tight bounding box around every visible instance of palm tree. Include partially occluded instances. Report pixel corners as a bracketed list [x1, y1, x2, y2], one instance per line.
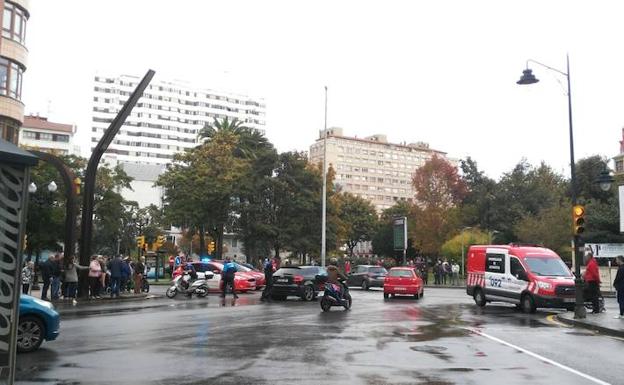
[198, 117, 270, 160]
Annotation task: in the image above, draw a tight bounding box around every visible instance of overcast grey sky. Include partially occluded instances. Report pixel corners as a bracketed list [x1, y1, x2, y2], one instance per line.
[22, 0, 624, 178]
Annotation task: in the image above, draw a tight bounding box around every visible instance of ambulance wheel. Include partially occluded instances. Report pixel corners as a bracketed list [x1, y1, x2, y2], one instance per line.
[473, 288, 486, 307]
[521, 294, 537, 314]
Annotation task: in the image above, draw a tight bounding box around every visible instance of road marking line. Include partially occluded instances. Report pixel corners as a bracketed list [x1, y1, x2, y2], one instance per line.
[545, 314, 571, 328]
[466, 327, 611, 385]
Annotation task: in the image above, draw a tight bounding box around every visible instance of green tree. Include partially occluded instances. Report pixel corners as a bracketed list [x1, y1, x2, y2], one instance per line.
[513, 204, 572, 259]
[489, 160, 567, 243]
[157, 129, 249, 258]
[92, 164, 136, 255]
[336, 192, 378, 257]
[372, 201, 412, 259]
[459, 157, 498, 230]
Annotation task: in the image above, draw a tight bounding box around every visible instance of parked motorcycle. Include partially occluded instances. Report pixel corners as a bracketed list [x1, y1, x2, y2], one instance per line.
[166, 273, 211, 298]
[317, 275, 352, 312]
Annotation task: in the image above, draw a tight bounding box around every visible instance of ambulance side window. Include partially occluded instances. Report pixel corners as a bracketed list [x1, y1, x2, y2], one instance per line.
[485, 253, 505, 274]
[510, 258, 526, 279]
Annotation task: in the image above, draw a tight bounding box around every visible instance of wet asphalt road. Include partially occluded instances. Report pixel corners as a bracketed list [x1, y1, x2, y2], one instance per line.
[15, 287, 623, 385]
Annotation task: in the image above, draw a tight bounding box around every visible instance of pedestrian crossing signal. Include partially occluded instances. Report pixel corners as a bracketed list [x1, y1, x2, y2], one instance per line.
[572, 205, 585, 235]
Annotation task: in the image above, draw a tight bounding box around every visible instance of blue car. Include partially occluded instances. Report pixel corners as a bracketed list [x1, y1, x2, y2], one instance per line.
[18, 295, 60, 353]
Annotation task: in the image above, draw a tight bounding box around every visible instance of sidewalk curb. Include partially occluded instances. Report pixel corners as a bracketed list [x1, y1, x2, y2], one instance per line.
[50, 294, 162, 308]
[554, 314, 624, 338]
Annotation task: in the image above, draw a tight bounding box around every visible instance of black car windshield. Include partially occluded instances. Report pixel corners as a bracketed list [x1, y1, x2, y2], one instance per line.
[524, 257, 571, 277]
[368, 267, 387, 275]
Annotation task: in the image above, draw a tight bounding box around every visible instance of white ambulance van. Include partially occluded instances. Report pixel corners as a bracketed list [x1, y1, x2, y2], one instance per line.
[466, 244, 575, 313]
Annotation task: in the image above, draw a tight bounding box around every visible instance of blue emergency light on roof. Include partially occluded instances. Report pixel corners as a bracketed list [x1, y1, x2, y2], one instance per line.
[201, 257, 211, 263]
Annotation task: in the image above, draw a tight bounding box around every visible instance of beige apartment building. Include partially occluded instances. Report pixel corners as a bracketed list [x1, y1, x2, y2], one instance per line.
[309, 127, 451, 211]
[0, 0, 28, 144]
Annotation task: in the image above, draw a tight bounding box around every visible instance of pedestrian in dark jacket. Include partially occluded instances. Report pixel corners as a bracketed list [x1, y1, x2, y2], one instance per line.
[261, 256, 279, 301]
[108, 255, 124, 298]
[221, 256, 238, 299]
[39, 256, 52, 300]
[613, 255, 624, 319]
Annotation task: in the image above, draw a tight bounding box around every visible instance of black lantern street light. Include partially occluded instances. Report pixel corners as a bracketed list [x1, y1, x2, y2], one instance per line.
[517, 54, 589, 319]
[596, 167, 615, 192]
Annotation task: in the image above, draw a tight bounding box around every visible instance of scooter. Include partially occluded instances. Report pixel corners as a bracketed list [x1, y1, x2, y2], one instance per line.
[318, 275, 352, 312]
[166, 273, 210, 298]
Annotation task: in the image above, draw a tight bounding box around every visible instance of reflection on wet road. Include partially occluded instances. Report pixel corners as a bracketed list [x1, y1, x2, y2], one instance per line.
[15, 288, 621, 385]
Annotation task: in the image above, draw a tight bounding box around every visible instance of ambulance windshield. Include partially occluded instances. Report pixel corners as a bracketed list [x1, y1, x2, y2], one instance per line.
[524, 257, 572, 277]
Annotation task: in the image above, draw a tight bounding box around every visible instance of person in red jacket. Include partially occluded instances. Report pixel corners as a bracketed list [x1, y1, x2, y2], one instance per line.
[583, 251, 601, 314]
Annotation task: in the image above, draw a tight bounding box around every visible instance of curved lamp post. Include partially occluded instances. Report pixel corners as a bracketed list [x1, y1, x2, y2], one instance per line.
[517, 54, 590, 319]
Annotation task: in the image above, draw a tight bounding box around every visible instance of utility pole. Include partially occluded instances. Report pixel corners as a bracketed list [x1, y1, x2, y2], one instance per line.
[321, 86, 328, 267]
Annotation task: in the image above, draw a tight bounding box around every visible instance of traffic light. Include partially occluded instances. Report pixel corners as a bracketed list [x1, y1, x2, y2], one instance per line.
[23, 234, 27, 251]
[136, 236, 145, 249]
[207, 241, 215, 254]
[573, 205, 586, 235]
[156, 235, 165, 248]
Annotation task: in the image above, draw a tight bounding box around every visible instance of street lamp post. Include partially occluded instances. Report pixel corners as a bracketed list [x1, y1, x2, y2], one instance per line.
[489, 230, 500, 244]
[321, 86, 328, 267]
[517, 54, 587, 318]
[460, 226, 472, 278]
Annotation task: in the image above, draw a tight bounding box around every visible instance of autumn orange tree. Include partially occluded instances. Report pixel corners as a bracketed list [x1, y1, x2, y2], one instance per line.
[411, 155, 467, 256]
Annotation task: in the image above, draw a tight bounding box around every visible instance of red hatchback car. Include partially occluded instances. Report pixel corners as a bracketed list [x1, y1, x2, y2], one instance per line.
[384, 267, 424, 299]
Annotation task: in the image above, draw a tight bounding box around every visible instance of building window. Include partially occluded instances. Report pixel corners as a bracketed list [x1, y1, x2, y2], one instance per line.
[0, 58, 23, 100]
[2, 2, 27, 45]
[0, 117, 18, 143]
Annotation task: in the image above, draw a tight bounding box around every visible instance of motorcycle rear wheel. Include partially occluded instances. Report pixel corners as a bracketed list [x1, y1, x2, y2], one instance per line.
[344, 293, 352, 310]
[166, 287, 177, 298]
[196, 286, 209, 298]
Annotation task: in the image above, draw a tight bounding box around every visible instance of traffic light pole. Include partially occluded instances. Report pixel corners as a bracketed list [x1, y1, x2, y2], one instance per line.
[563, 56, 586, 320]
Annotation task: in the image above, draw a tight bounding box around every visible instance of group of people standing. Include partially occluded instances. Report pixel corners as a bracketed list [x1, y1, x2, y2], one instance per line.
[431, 259, 460, 286]
[21, 254, 90, 302]
[20, 253, 147, 302]
[88, 254, 147, 298]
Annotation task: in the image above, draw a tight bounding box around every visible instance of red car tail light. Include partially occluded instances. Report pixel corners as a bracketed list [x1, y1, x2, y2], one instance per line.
[294, 275, 304, 284]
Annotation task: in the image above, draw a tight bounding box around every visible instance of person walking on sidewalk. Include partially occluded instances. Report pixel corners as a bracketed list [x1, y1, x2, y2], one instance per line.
[221, 256, 238, 299]
[21, 261, 34, 295]
[88, 255, 102, 299]
[613, 255, 624, 319]
[583, 251, 602, 314]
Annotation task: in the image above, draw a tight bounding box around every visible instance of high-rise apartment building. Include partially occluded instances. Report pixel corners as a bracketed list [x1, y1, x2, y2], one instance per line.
[0, 0, 28, 144]
[19, 115, 78, 155]
[90, 73, 266, 165]
[309, 127, 452, 211]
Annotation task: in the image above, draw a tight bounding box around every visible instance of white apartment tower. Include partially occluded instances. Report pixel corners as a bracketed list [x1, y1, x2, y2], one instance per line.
[90, 74, 266, 165]
[309, 127, 452, 211]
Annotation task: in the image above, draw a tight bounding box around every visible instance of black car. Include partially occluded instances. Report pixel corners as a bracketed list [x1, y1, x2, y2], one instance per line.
[271, 266, 327, 301]
[346, 265, 388, 290]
